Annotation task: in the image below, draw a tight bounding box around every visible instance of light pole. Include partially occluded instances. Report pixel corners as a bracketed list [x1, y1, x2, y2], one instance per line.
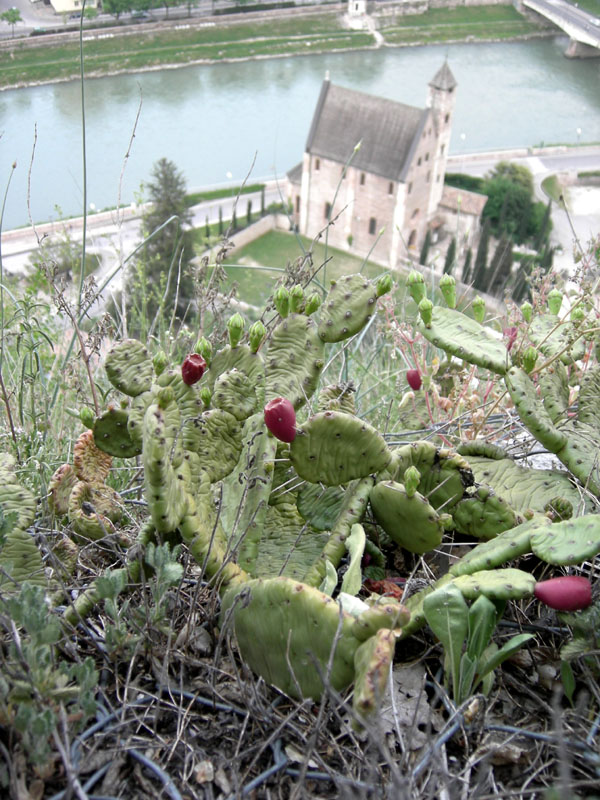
[576, 127, 582, 144]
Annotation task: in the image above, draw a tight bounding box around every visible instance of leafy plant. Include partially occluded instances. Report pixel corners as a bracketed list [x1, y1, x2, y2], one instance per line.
[423, 583, 534, 704]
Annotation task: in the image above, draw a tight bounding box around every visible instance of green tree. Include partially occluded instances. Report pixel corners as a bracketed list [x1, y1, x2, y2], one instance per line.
[486, 235, 513, 296]
[103, 0, 132, 19]
[461, 248, 472, 284]
[419, 229, 431, 266]
[443, 237, 456, 275]
[533, 200, 552, 249]
[482, 177, 531, 240]
[218, 205, 223, 235]
[472, 218, 490, 291]
[246, 199, 252, 226]
[1, 7, 22, 37]
[83, 5, 98, 19]
[138, 157, 195, 320]
[488, 161, 534, 196]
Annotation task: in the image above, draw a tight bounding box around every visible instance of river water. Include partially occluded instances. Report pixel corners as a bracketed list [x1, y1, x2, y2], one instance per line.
[1, 36, 600, 230]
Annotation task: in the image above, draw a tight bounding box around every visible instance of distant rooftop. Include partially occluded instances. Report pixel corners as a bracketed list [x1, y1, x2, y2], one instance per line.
[305, 80, 429, 182]
[439, 185, 488, 216]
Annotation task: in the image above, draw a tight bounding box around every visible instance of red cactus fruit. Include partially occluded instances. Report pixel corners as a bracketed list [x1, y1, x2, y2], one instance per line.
[534, 575, 592, 612]
[181, 353, 207, 386]
[406, 369, 422, 391]
[264, 397, 296, 443]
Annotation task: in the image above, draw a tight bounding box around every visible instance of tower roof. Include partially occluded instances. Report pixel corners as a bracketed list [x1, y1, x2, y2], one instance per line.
[305, 80, 428, 182]
[429, 61, 457, 91]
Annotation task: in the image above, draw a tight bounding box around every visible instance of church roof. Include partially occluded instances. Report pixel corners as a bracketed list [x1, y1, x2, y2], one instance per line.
[305, 80, 429, 182]
[439, 185, 488, 216]
[429, 61, 457, 91]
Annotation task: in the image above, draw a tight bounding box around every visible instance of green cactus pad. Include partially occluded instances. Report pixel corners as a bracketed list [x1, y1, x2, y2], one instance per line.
[187, 408, 244, 483]
[538, 362, 569, 424]
[211, 368, 257, 421]
[48, 463, 78, 517]
[220, 576, 361, 699]
[353, 628, 396, 718]
[142, 401, 188, 533]
[265, 314, 324, 409]
[156, 369, 204, 421]
[290, 411, 392, 486]
[94, 407, 141, 458]
[126, 391, 153, 450]
[205, 344, 265, 403]
[452, 486, 521, 540]
[577, 365, 600, 429]
[0, 458, 42, 587]
[317, 383, 356, 415]
[105, 338, 153, 397]
[466, 456, 588, 517]
[449, 517, 552, 577]
[296, 484, 345, 531]
[370, 481, 444, 554]
[250, 502, 329, 580]
[528, 313, 586, 365]
[530, 514, 600, 565]
[417, 306, 509, 375]
[504, 367, 568, 453]
[317, 274, 378, 343]
[68, 481, 123, 541]
[351, 601, 410, 642]
[457, 441, 510, 460]
[397, 573, 455, 639]
[73, 430, 113, 484]
[451, 568, 536, 600]
[392, 442, 473, 512]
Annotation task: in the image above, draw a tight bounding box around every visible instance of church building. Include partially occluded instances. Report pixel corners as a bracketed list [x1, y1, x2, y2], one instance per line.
[287, 62, 458, 267]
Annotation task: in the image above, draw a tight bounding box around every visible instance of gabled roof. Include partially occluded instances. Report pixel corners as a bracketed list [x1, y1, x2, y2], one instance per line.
[429, 61, 457, 91]
[287, 162, 303, 185]
[305, 80, 429, 183]
[439, 185, 488, 216]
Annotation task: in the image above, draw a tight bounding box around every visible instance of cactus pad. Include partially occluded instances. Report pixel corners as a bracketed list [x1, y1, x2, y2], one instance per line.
[296, 484, 345, 531]
[73, 430, 112, 483]
[353, 628, 397, 718]
[94, 407, 141, 458]
[452, 486, 521, 540]
[370, 480, 444, 554]
[48, 464, 78, 517]
[530, 514, 600, 565]
[290, 411, 392, 486]
[265, 314, 324, 409]
[105, 338, 153, 396]
[220, 577, 361, 699]
[0, 457, 43, 587]
[317, 274, 378, 343]
[451, 568, 536, 600]
[528, 313, 586, 365]
[68, 481, 122, 541]
[211, 368, 257, 421]
[417, 306, 509, 375]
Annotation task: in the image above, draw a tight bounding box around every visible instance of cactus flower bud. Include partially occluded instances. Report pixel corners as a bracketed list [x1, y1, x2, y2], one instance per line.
[248, 320, 266, 353]
[570, 305, 585, 324]
[79, 406, 95, 429]
[153, 350, 168, 376]
[406, 369, 422, 391]
[522, 345, 538, 374]
[157, 386, 175, 409]
[407, 271, 426, 306]
[534, 576, 592, 612]
[521, 301, 533, 323]
[472, 296, 485, 324]
[439, 274, 456, 309]
[264, 397, 296, 443]
[418, 297, 433, 327]
[305, 292, 322, 315]
[181, 353, 207, 386]
[376, 273, 393, 298]
[403, 466, 421, 498]
[195, 336, 213, 366]
[547, 288, 563, 316]
[289, 284, 305, 314]
[273, 287, 290, 318]
[200, 386, 212, 408]
[227, 313, 245, 348]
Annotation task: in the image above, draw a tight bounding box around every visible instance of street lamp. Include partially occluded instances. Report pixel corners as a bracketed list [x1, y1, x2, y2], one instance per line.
[576, 127, 582, 143]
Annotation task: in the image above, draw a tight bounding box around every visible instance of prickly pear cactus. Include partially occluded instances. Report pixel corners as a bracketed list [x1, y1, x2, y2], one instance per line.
[0, 454, 43, 588]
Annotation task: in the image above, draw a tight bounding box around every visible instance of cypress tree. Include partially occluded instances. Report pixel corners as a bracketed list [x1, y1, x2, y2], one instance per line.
[246, 199, 252, 226]
[461, 248, 473, 284]
[534, 200, 552, 251]
[487, 236, 513, 296]
[218, 205, 223, 235]
[232, 208, 238, 231]
[443, 237, 457, 275]
[419, 230, 431, 266]
[472, 218, 490, 291]
[205, 215, 210, 239]
[261, 186, 266, 216]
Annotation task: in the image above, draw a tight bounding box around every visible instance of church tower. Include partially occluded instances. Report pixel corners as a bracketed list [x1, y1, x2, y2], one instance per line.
[426, 61, 457, 215]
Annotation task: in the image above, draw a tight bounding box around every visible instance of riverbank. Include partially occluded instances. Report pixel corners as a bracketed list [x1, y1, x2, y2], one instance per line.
[0, 4, 552, 91]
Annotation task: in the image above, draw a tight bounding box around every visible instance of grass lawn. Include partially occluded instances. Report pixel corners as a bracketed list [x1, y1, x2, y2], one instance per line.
[381, 5, 547, 44]
[219, 229, 388, 309]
